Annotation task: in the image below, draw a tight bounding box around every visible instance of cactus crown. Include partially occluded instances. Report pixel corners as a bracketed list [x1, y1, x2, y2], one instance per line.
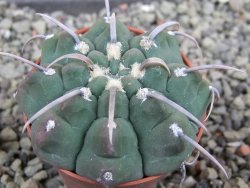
[1, 0, 245, 186]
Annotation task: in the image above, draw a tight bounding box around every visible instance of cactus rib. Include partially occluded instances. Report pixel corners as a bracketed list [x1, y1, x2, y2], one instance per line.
[138, 88, 209, 134]
[22, 87, 89, 132]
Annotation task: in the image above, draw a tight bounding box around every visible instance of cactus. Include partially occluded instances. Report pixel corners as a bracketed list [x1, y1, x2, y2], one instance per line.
[0, 1, 245, 186]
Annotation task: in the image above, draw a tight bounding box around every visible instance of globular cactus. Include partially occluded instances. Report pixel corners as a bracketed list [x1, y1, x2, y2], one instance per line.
[0, 1, 245, 186]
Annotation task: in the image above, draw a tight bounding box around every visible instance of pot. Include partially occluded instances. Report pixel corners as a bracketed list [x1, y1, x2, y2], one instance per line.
[23, 26, 206, 188]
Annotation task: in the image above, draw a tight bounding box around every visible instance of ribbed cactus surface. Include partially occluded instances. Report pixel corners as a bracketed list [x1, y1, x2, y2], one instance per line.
[14, 17, 213, 185]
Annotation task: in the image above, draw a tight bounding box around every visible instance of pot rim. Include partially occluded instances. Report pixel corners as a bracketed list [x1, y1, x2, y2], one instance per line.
[58, 168, 166, 187]
[23, 25, 206, 186]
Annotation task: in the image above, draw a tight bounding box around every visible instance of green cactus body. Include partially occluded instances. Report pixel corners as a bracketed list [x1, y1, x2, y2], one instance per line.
[16, 18, 211, 185]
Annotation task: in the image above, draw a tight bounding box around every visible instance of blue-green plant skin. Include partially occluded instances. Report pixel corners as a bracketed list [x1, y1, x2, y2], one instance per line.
[16, 19, 211, 185]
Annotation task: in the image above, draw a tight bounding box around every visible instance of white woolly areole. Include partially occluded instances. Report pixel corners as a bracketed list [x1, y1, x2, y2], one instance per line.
[130, 63, 145, 78]
[75, 41, 90, 55]
[174, 67, 187, 77]
[106, 42, 122, 60]
[80, 87, 92, 101]
[140, 36, 156, 51]
[103, 172, 113, 181]
[44, 68, 56, 76]
[119, 64, 128, 71]
[104, 16, 111, 23]
[136, 88, 149, 102]
[90, 65, 109, 80]
[45, 34, 54, 40]
[169, 123, 183, 137]
[46, 120, 55, 132]
[106, 79, 124, 92]
[167, 31, 176, 36]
